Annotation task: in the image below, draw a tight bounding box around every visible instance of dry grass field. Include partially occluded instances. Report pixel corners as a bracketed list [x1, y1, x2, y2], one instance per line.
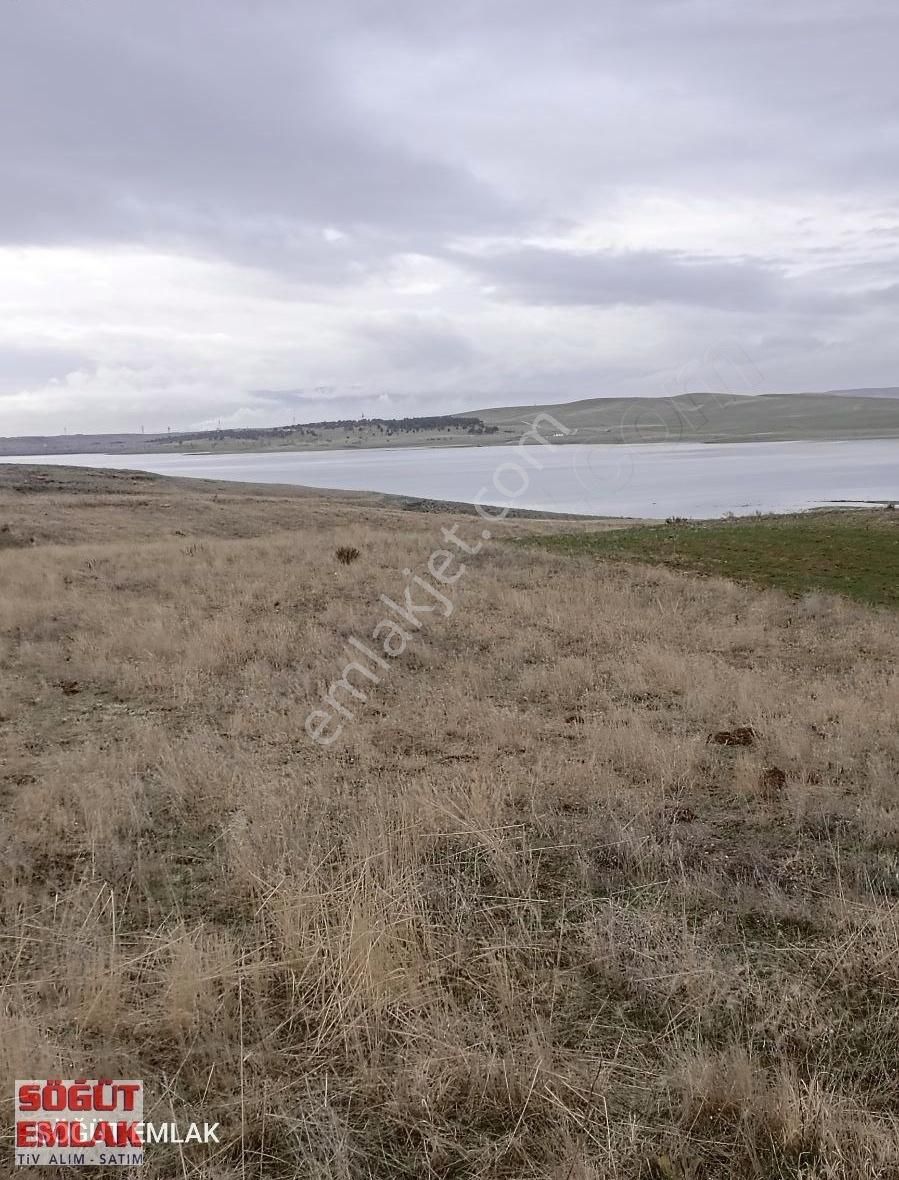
[1, 467, 898, 1178]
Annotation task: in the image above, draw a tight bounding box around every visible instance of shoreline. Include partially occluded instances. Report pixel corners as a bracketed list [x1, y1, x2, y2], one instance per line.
[5, 426, 899, 460]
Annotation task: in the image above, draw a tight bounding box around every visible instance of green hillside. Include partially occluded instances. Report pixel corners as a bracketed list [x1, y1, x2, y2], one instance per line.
[464, 391, 899, 445]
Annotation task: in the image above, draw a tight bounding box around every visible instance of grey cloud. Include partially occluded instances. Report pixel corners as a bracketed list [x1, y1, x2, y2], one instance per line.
[0, 346, 91, 393]
[1, 0, 898, 433]
[355, 318, 478, 373]
[5, 0, 896, 276]
[862, 284, 899, 307]
[221, 387, 484, 429]
[1, 2, 517, 273]
[335, 0, 899, 205]
[455, 246, 852, 314]
[251, 391, 373, 409]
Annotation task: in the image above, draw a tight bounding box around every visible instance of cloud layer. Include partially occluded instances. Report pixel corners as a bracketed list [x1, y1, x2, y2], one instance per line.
[2, 0, 898, 433]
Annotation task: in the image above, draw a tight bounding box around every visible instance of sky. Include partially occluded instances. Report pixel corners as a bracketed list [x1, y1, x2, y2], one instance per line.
[1, 0, 898, 435]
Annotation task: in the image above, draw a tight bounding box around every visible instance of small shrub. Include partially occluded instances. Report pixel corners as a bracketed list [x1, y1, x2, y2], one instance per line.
[707, 725, 757, 747]
[336, 545, 360, 565]
[0, 525, 28, 549]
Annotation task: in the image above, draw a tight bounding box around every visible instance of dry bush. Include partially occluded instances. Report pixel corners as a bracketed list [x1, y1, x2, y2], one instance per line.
[0, 475, 898, 1176]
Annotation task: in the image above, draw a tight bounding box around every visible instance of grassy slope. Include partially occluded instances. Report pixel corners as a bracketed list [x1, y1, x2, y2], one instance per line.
[523, 509, 899, 608]
[467, 391, 899, 444]
[1, 471, 899, 1178]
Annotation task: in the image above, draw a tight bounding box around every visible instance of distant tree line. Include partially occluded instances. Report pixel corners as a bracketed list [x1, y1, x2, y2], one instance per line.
[154, 416, 498, 444]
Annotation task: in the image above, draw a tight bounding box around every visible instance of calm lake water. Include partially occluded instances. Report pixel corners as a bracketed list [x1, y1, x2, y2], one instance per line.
[4, 439, 898, 518]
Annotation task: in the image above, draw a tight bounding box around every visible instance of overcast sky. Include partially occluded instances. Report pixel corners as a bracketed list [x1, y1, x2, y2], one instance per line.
[2, 0, 898, 434]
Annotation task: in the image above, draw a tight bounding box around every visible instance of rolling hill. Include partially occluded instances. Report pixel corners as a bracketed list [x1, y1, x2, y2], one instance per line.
[3, 389, 899, 455]
[463, 390, 899, 445]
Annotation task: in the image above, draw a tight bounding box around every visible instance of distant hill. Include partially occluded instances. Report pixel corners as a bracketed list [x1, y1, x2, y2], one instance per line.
[0, 415, 500, 457]
[818, 387, 899, 399]
[3, 389, 899, 455]
[462, 390, 899, 444]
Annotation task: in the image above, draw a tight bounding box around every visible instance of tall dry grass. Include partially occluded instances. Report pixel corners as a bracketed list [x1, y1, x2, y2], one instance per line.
[0, 471, 898, 1176]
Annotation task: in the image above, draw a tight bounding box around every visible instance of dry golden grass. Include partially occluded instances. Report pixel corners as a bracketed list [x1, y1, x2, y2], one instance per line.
[1, 466, 898, 1177]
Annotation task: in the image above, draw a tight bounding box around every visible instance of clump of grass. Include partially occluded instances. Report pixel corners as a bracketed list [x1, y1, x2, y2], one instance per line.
[707, 724, 757, 747]
[336, 544, 361, 565]
[0, 525, 30, 549]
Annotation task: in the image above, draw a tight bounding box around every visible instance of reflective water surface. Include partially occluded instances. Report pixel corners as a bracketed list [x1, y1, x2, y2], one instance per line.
[4, 438, 898, 518]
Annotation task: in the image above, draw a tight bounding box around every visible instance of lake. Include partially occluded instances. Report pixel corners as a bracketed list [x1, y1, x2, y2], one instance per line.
[3, 439, 898, 518]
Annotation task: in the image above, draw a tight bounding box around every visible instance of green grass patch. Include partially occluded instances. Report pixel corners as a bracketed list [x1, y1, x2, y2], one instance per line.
[524, 509, 899, 608]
